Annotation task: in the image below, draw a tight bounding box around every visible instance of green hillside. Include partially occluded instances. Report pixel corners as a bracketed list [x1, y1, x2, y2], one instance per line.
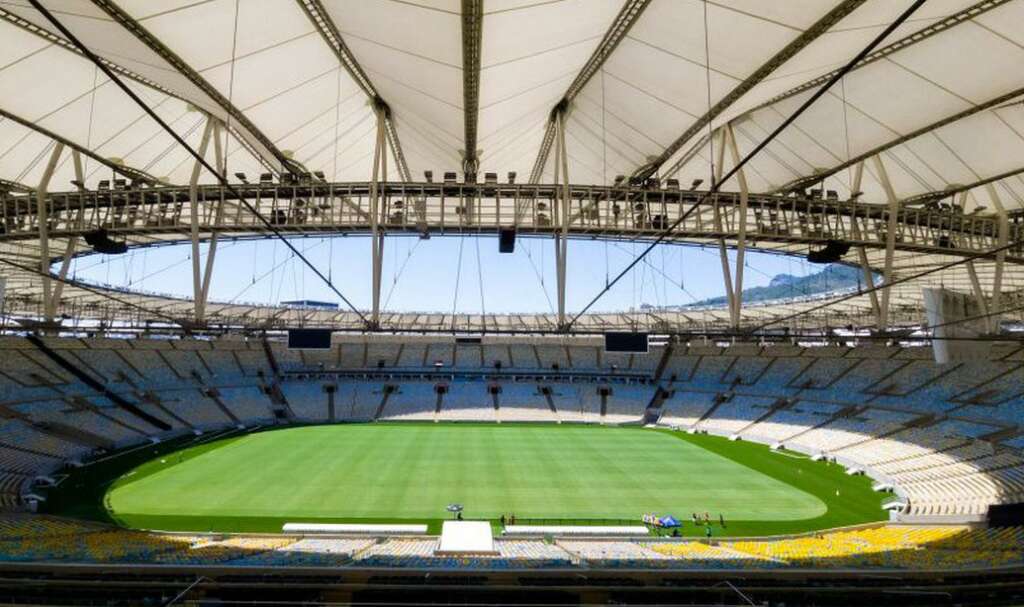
[686, 263, 869, 307]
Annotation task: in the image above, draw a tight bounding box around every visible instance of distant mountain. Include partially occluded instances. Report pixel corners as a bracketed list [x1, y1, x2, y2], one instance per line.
[684, 263, 869, 308]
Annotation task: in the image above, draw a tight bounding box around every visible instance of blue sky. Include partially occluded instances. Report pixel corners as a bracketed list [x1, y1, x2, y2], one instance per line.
[65, 235, 818, 314]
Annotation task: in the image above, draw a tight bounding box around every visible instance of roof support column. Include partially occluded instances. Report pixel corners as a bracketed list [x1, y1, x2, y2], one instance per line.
[189, 116, 215, 324]
[71, 151, 85, 191]
[713, 128, 727, 184]
[717, 240, 736, 329]
[49, 237, 78, 321]
[966, 260, 991, 327]
[198, 120, 226, 318]
[849, 162, 881, 324]
[50, 150, 86, 319]
[713, 125, 737, 328]
[986, 183, 1008, 334]
[712, 127, 736, 329]
[369, 107, 387, 330]
[37, 142, 65, 324]
[725, 124, 748, 329]
[554, 110, 570, 329]
[872, 154, 899, 332]
[461, 0, 482, 180]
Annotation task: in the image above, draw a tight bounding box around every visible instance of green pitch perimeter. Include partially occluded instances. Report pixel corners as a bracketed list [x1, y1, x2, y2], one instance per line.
[90, 424, 885, 536]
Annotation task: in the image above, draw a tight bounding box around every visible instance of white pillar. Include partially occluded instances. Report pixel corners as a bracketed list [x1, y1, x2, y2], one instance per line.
[48, 236, 78, 320]
[49, 149, 86, 319]
[198, 121, 227, 319]
[713, 127, 727, 185]
[849, 162, 881, 324]
[71, 150, 85, 191]
[725, 124, 748, 329]
[37, 142, 65, 323]
[718, 239, 735, 326]
[189, 117, 215, 323]
[369, 108, 386, 329]
[966, 260, 991, 328]
[986, 183, 1007, 334]
[554, 110, 570, 328]
[872, 154, 899, 331]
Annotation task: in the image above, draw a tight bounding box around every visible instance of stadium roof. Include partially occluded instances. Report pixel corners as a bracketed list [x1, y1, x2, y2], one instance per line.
[0, 0, 1022, 334]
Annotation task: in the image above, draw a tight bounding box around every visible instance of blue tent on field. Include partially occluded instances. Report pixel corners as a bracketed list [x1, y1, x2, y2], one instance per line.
[658, 515, 680, 528]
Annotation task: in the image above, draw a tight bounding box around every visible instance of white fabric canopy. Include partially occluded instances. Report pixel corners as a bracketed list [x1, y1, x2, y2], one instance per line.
[0, 0, 1020, 211]
[0, 0, 1022, 330]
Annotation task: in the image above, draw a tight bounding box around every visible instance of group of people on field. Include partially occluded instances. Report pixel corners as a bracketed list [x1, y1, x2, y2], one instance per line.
[691, 511, 726, 527]
[691, 511, 726, 538]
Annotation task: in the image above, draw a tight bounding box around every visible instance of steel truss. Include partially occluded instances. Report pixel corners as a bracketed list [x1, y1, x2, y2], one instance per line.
[3, 182, 1020, 260]
[1, 181, 1022, 334]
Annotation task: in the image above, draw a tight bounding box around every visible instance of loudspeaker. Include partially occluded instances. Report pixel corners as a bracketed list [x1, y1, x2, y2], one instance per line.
[807, 240, 851, 264]
[83, 229, 128, 255]
[499, 228, 516, 253]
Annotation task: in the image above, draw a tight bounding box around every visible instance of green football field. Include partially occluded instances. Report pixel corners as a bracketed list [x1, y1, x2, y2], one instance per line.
[96, 424, 885, 536]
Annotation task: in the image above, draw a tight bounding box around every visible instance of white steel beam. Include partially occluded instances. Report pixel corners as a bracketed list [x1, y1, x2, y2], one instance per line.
[197, 120, 226, 319]
[49, 150, 85, 317]
[718, 240, 736, 325]
[849, 162, 882, 323]
[986, 183, 1008, 333]
[965, 260, 991, 330]
[189, 117, 215, 323]
[37, 142, 65, 322]
[554, 110, 570, 327]
[461, 0, 483, 177]
[873, 154, 899, 331]
[714, 128, 727, 185]
[725, 124, 748, 328]
[71, 150, 85, 191]
[370, 108, 387, 328]
[48, 236, 78, 320]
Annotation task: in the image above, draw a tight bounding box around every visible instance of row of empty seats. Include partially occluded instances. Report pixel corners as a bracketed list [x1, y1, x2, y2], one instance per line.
[0, 517, 1018, 571]
[0, 335, 1021, 517]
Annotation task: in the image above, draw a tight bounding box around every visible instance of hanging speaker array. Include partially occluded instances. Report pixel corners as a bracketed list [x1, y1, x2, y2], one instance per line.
[83, 229, 127, 255]
[806, 240, 851, 264]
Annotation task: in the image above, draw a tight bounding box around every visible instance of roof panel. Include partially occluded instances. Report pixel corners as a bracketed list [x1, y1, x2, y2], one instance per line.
[890, 18, 1024, 106]
[0, 0, 1017, 213]
[322, 0, 462, 173]
[329, 0, 461, 67]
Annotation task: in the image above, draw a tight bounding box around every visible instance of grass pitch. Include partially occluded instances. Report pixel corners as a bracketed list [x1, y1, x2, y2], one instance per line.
[96, 424, 884, 536]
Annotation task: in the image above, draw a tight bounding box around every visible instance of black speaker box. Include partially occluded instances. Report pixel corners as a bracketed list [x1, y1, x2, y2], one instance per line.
[499, 228, 516, 253]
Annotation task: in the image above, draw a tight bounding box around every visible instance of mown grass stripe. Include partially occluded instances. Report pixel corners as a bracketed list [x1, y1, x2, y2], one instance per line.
[47, 423, 885, 537]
